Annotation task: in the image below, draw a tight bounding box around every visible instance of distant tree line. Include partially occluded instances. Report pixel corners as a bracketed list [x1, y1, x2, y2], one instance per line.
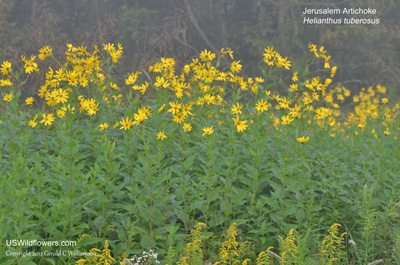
[1, 0, 399, 96]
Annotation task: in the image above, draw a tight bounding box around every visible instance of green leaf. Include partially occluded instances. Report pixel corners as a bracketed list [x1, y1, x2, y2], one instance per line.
[140, 235, 151, 249]
[174, 208, 187, 224]
[78, 236, 103, 247]
[138, 206, 151, 220]
[183, 155, 196, 169]
[45, 258, 56, 265]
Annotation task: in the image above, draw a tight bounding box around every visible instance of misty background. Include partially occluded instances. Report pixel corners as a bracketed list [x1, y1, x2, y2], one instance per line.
[1, 0, 399, 98]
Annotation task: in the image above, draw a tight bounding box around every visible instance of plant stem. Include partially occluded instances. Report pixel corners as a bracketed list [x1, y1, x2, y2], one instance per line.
[69, 118, 73, 237]
[179, 138, 189, 235]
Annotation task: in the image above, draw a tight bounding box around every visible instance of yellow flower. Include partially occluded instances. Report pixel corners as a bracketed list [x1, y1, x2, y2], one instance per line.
[3, 94, 12, 102]
[202, 70, 215, 83]
[173, 112, 185, 124]
[112, 94, 122, 101]
[199, 49, 216, 61]
[308, 42, 318, 56]
[325, 78, 332, 86]
[319, 46, 327, 57]
[25, 97, 34, 105]
[181, 104, 194, 117]
[87, 103, 99, 116]
[275, 55, 285, 68]
[0, 61, 12, 75]
[183, 123, 192, 132]
[125, 71, 141, 85]
[139, 82, 149, 94]
[161, 57, 175, 68]
[0, 79, 12, 86]
[28, 119, 37, 128]
[221, 47, 234, 59]
[57, 109, 66, 118]
[202, 127, 214, 136]
[109, 82, 119, 90]
[40, 113, 55, 126]
[38, 46, 52, 60]
[203, 93, 216, 105]
[99, 123, 109, 131]
[21, 55, 39, 74]
[279, 229, 298, 264]
[278, 97, 292, 109]
[157, 131, 167, 140]
[158, 104, 166, 113]
[263, 46, 275, 60]
[255, 249, 273, 265]
[28, 115, 38, 128]
[232, 115, 248, 132]
[281, 57, 291, 70]
[133, 108, 149, 126]
[290, 83, 298, 92]
[331, 66, 337, 78]
[218, 223, 239, 263]
[384, 128, 390, 136]
[154, 76, 170, 88]
[292, 71, 298, 82]
[319, 224, 347, 264]
[55, 88, 69, 104]
[297, 136, 310, 143]
[376, 84, 386, 94]
[78, 75, 88, 87]
[281, 115, 294, 125]
[289, 104, 302, 118]
[255, 77, 264, 83]
[120, 117, 134, 130]
[255, 99, 269, 113]
[183, 64, 190, 74]
[168, 101, 182, 115]
[231, 103, 243, 115]
[230, 61, 242, 73]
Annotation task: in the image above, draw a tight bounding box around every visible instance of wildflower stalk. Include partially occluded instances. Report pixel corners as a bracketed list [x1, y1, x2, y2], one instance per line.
[6, 99, 19, 160]
[280, 175, 286, 235]
[224, 127, 235, 228]
[141, 124, 154, 249]
[178, 137, 189, 235]
[50, 54, 63, 68]
[362, 185, 377, 264]
[157, 137, 168, 228]
[280, 129, 290, 234]
[98, 134, 114, 239]
[346, 231, 362, 263]
[44, 126, 49, 155]
[205, 134, 214, 224]
[69, 115, 74, 236]
[250, 120, 261, 210]
[374, 133, 386, 192]
[126, 133, 132, 179]
[350, 129, 354, 170]
[298, 142, 307, 226]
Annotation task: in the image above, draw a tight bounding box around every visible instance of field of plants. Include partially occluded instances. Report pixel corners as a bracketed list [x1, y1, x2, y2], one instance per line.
[0, 43, 399, 265]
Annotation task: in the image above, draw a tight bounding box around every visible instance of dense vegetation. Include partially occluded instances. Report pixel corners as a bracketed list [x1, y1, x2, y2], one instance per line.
[0, 1, 399, 264]
[0, 42, 399, 264]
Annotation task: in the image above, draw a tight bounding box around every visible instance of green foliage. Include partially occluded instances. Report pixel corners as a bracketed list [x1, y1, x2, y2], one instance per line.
[0, 42, 399, 265]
